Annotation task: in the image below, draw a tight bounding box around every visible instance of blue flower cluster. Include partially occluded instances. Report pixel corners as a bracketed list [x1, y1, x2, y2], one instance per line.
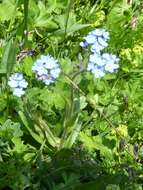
[80, 28, 119, 78]
[32, 55, 61, 85]
[8, 73, 28, 97]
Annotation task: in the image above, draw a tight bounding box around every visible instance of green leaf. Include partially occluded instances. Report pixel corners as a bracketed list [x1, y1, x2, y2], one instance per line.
[0, 95, 7, 112]
[55, 13, 90, 35]
[79, 131, 96, 151]
[18, 111, 44, 145]
[60, 58, 73, 74]
[0, 0, 20, 21]
[47, 0, 68, 12]
[21, 57, 33, 77]
[35, 17, 58, 29]
[38, 118, 60, 147]
[75, 174, 129, 190]
[32, 1, 58, 29]
[0, 119, 23, 140]
[107, 0, 131, 31]
[62, 117, 82, 148]
[78, 96, 87, 110]
[0, 38, 16, 75]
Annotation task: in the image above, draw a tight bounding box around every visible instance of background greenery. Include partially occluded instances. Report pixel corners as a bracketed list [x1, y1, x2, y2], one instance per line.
[0, 0, 143, 189]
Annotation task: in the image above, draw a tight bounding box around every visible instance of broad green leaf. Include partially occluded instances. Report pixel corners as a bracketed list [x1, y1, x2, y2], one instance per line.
[79, 132, 114, 159]
[0, 38, 16, 75]
[62, 117, 82, 148]
[18, 111, 44, 145]
[38, 118, 60, 147]
[39, 87, 65, 110]
[79, 131, 96, 151]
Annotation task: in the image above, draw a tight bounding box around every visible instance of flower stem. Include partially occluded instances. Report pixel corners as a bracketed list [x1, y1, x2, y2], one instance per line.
[22, 0, 29, 47]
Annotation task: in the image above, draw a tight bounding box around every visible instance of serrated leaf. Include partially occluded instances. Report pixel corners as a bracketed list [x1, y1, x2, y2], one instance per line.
[55, 13, 90, 35]
[33, 1, 58, 29]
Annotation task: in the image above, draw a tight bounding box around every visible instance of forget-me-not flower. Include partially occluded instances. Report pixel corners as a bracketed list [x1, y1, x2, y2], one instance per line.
[91, 65, 105, 78]
[80, 28, 119, 78]
[80, 28, 109, 53]
[32, 55, 61, 85]
[103, 53, 119, 73]
[8, 73, 28, 97]
[87, 52, 119, 78]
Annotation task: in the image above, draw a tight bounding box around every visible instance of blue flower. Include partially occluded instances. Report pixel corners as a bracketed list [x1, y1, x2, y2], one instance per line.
[80, 28, 119, 78]
[87, 52, 119, 78]
[32, 55, 61, 85]
[105, 62, 119, 73]
[87, 62, 95, 71]
[90, 42, 104, 53]
[97, 37, 108, 47]
[80, 41, 88, 48]
[8, 73, 28, 97]
[13, 88, 25, 97]
[91, 65, 105, 78]
[50, 67, 61, 79]
[84, 34, 97, 44]
[91, 29, 109, 40]
[89, 53, 105, 66]
[103, 53, 119, 73]
[80, 28, 109, 53]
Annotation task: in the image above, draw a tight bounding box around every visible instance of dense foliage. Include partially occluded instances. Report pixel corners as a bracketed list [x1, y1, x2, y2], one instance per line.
[0, 0, 143, 189]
